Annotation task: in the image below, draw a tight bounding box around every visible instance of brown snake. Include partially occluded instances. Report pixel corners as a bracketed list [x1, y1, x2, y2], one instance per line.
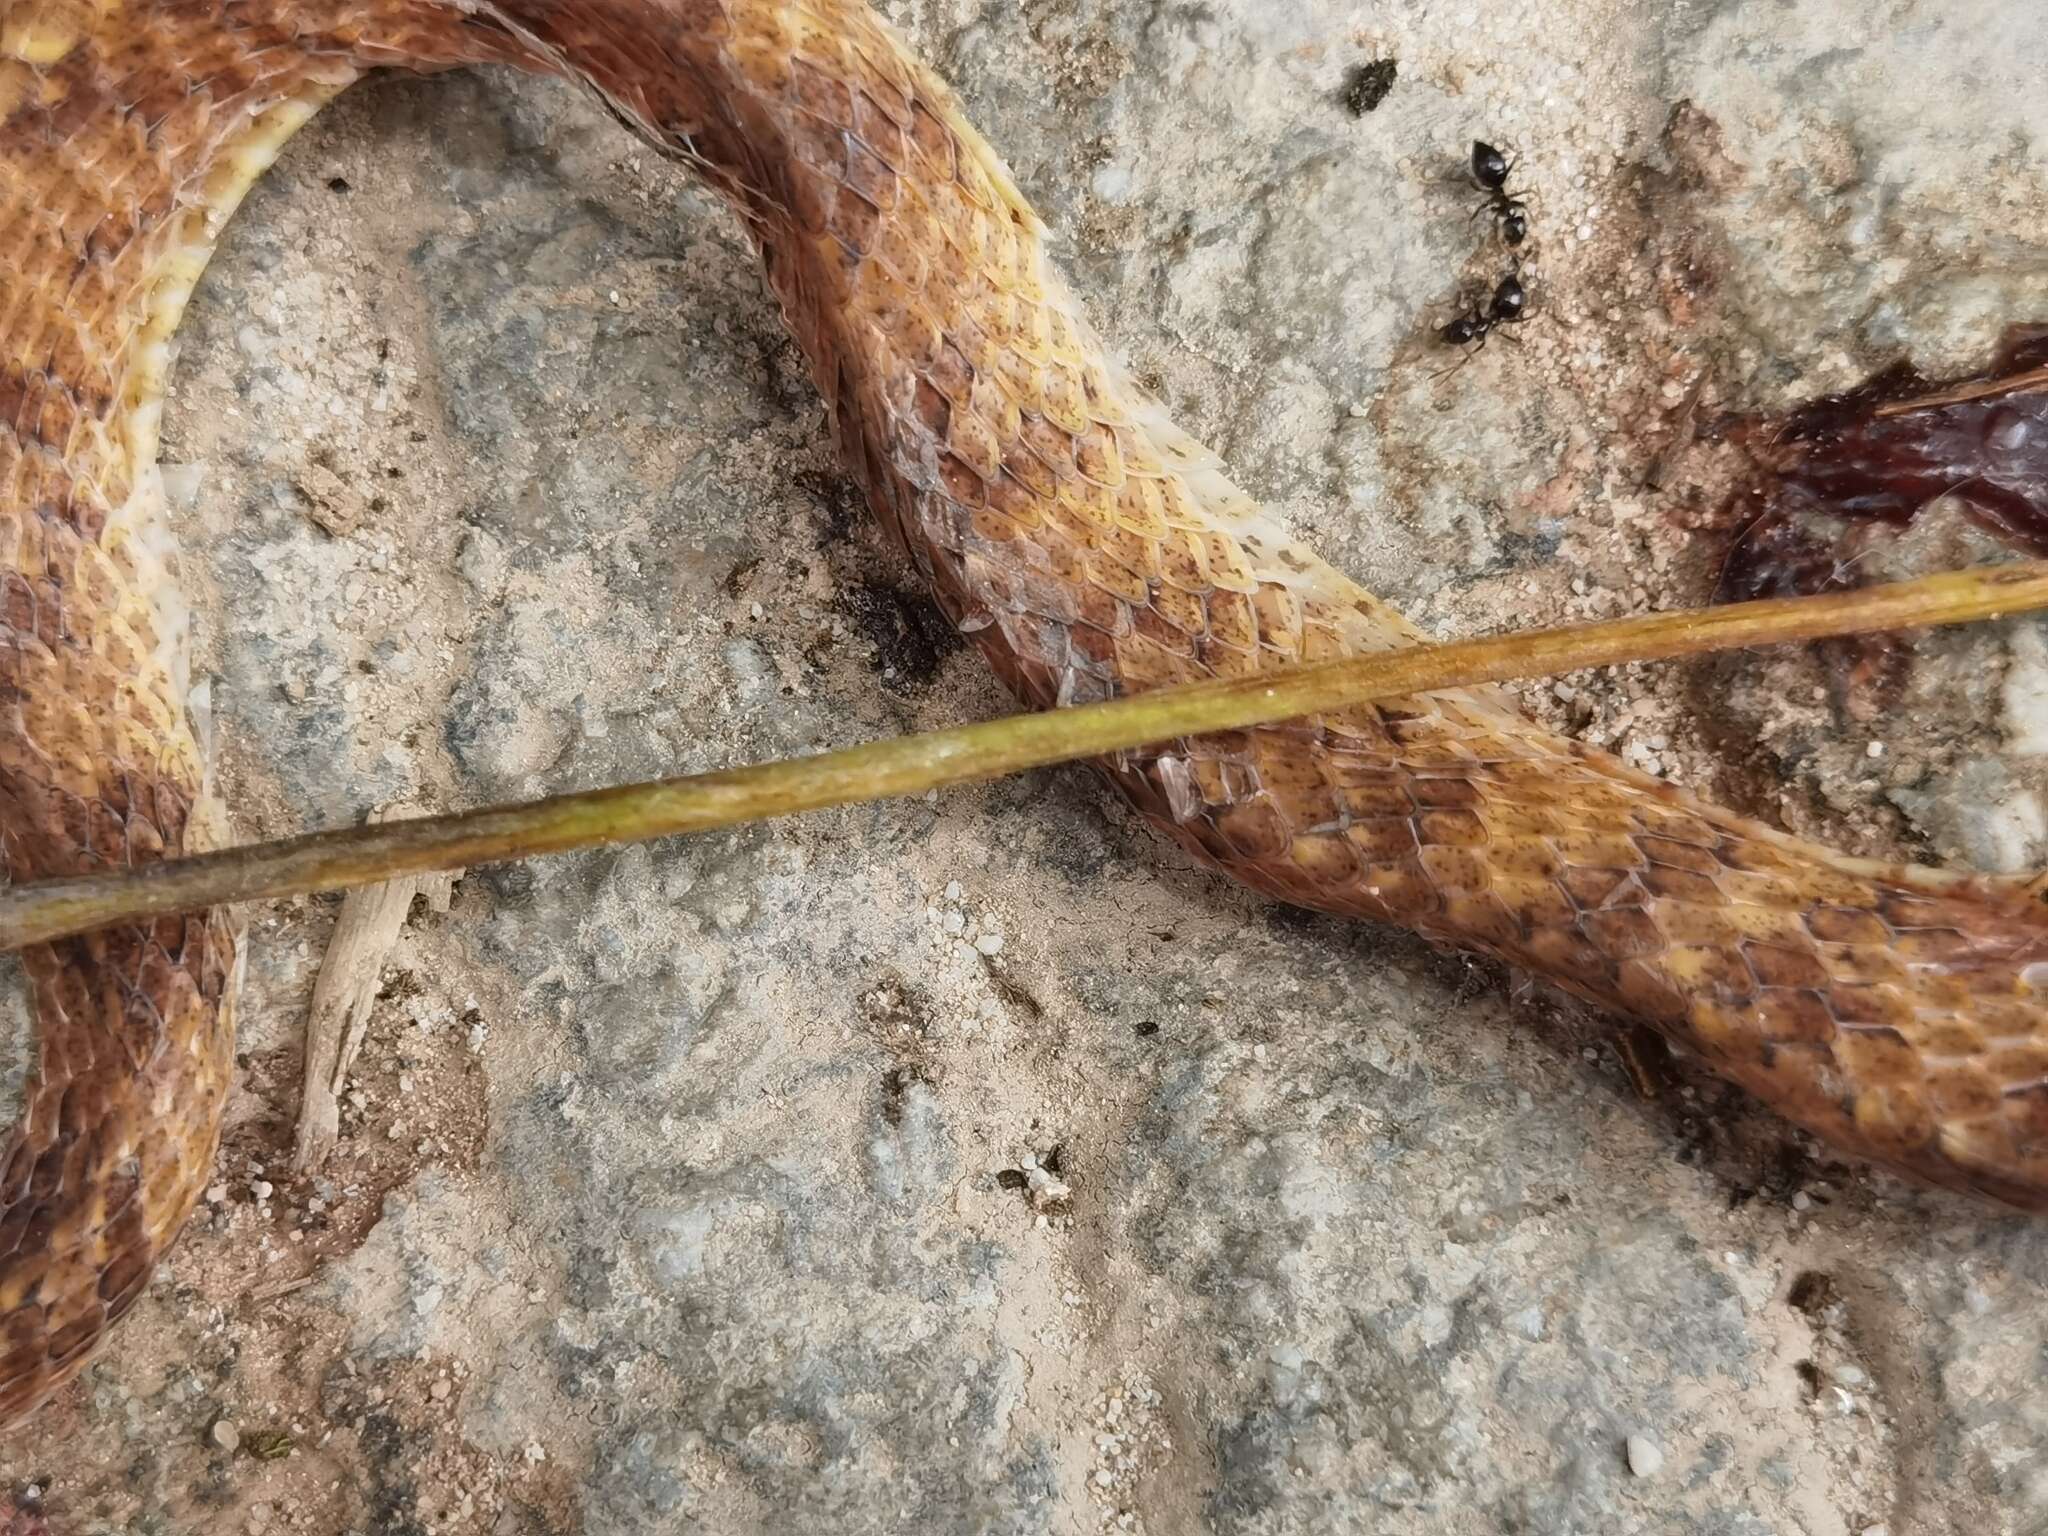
[1, 0, 2046, 1433]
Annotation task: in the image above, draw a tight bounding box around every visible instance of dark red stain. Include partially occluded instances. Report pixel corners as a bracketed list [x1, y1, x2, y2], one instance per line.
[1717, 325, 2048, 599]
[1709, 325, 2048, 708]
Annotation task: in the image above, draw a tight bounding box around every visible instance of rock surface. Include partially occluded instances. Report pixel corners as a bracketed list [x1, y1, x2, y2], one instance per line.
[6, 2, 2048, 1533]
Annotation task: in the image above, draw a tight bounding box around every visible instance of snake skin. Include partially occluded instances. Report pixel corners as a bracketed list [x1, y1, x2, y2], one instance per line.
[0, 0, 2043, 1431]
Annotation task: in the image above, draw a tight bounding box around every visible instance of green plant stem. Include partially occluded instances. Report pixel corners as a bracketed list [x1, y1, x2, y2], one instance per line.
[4, 561, 2046, 951]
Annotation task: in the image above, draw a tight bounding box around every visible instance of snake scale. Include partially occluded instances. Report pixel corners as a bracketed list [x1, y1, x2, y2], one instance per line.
[0, 0, 2045, 1432]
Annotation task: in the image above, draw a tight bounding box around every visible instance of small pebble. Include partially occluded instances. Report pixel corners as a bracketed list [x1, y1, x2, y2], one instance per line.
[251, 1180, 274, 1202]
[1625, 1433, 1664, 1478]
[974, 933, 1004, 955]
[211, 1418, 241, 1452]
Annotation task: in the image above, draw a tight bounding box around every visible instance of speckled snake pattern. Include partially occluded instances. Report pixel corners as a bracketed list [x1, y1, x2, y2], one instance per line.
[1, 0, 2045, 1431]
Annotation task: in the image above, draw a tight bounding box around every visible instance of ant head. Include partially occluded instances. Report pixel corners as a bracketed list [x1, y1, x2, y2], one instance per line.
[1489, 274, 1527, 320]
[1440, 314, 1484, 345]
[1501, 206, 1529, 245]
[1470, 140, 1510, 190]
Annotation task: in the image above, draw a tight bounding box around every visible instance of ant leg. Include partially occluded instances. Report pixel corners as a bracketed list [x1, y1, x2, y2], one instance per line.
[1430, 331, 1488, 380]
[1470, 195, 1516, 226]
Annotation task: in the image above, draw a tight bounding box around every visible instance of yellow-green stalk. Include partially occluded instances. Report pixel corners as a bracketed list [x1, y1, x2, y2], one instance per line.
[3, 561, 2045, 950]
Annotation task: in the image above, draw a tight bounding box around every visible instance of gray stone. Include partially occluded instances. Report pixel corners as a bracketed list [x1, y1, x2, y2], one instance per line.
[0, 955, 33, 1133]
[1891, 756, 2048, 874]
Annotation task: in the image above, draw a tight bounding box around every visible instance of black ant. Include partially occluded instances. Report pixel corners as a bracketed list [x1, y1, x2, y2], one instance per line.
[1435, 272, 1529, 374]
[1468, 139, 1532, 246]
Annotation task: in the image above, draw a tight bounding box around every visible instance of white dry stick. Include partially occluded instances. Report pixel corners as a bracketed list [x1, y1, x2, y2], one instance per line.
[292, 804, 459, 1171]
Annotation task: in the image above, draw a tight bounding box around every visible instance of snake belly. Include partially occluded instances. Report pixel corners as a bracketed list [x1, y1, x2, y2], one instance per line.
[0, 0, 2044, 1431]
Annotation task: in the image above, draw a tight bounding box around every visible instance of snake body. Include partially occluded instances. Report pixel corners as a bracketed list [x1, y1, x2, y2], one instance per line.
[1, 0, 2045, 1431]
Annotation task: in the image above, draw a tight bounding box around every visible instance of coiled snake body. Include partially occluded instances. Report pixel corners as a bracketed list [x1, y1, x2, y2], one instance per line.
[0, 0, 2044, 1430]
